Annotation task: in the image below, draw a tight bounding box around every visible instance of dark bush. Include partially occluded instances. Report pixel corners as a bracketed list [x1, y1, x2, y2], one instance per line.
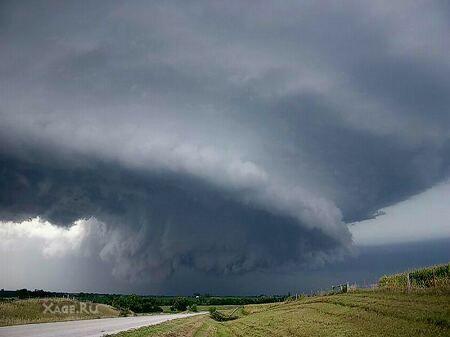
[171, 297, 190, 311]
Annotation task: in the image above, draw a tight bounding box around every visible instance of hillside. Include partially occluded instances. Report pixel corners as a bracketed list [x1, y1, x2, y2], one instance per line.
[0, 298, 119, 326]
[109, 290, 450, 337]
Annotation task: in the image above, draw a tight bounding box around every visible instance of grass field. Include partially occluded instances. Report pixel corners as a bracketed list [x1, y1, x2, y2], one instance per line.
[108, 290, 450, 337]
[0, 298, 119, 326]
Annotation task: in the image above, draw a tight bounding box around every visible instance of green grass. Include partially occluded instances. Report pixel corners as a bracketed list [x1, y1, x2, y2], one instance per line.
[379, 262, 450, 289]
[159, 305, 173, 313]
[0, 298, 119, 326]
[158, 305, 239, 314]
[108, 290, 450, 337]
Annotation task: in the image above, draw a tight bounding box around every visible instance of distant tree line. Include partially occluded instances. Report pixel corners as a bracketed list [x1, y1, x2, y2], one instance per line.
[0, 289, 286, 313]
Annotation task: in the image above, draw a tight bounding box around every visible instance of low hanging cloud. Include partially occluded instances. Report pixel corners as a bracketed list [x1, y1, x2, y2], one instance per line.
[1, 0, 450, 286]
[0, 154, 350, 283]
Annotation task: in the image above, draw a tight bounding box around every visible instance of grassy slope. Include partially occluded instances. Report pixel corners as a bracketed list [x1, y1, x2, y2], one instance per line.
[0, 298, 119, 326]
[109, 290, 450, 337]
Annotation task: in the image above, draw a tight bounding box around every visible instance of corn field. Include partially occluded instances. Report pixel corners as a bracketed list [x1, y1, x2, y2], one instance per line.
[379, 262, 450, 289]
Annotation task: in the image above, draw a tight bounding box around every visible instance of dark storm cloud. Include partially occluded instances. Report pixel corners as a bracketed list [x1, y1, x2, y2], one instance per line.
[1, 0, 449, 284]
[0, 153, 348, 282]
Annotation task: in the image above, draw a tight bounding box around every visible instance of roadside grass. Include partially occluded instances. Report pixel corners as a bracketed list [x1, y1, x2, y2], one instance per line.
[108, 290, 450, 337]
[197, 305, 243, 312]
[0, 298, 119, 326]
[159, 306, 173, 313]
[160, 304, 241, 314]
[159, 305, 235, 314]
[107, 315, 207, 337]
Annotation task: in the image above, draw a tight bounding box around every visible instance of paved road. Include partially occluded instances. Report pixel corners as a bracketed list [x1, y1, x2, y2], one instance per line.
[0, 313, 203, 337]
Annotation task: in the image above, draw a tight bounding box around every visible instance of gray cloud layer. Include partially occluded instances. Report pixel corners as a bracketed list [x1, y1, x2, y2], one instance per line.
[1, 0, 449, 286]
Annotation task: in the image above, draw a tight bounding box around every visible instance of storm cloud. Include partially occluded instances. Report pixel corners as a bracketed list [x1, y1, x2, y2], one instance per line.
[1, 0, 449, 289]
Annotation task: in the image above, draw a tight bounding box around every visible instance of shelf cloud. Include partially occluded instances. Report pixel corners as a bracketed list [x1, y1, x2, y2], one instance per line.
[0, 0, 449, 291]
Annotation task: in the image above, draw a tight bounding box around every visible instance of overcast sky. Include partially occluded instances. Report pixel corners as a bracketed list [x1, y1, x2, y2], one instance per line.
[0, 0, 449, 295]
